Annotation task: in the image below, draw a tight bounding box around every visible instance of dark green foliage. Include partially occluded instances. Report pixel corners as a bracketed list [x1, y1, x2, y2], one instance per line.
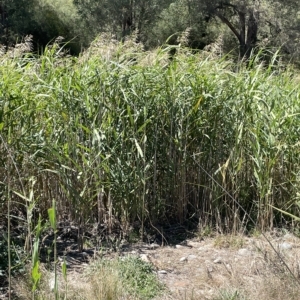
[30, 2, 76, 52]
[73, 0, 173, 46]
[0, 0, 300, 60]
[196, 0, 300, 59]
[0, 0, 38, 45]
[0, 233, 25, 276]
[0, 0, 81, 54]
[149, 0, 213, 49]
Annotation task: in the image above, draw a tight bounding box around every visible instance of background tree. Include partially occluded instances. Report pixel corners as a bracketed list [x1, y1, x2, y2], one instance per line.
[259, 0, 300, 62]
[203, 0, 259, 58]
[0, 0, 38, 47]
[149, 0, 214, 49]
[200, 0, 300, 59]
[31, 0, 81, 53]
[73, 0, 173, 46]
[0, 0, 81, 54]
[0, 0, 299, 60]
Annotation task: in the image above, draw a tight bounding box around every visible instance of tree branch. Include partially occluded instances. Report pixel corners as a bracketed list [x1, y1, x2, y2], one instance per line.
[215, 11, 242, 44]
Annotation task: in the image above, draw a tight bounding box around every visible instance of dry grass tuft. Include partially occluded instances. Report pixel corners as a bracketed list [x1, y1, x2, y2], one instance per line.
[213, 235, 245, 249]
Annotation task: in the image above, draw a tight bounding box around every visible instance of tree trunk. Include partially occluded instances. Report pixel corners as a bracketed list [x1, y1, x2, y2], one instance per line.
[238, 9, 258, 59]
[216, 5, 259, 60]
[244, 9, 258, 58]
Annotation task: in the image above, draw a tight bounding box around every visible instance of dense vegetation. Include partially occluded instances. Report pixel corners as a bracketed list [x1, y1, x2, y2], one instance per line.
[1, 0, 300, 62]
[1, 0, 300, 293]
[1, 1, 300, 298]
[1, 38, 300, 240]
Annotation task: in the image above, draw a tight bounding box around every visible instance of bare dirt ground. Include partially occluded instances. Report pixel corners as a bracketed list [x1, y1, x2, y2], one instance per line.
[5, 229, 300, 299]
[124, 232, 300, 299]
[59, 231, 300, 300]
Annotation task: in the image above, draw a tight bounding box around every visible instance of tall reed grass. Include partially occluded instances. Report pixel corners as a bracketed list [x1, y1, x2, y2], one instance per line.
[1, 39, 300, 250]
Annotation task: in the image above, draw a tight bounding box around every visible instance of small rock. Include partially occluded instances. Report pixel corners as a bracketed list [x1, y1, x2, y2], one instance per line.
[48, 274, 55, 291]
[238, 248, 251, 256]
[140, 254, 151, 263]
[279, 242, 292, 250]
[213, 257, 222, 264]
[198, 246, 209, 252]
[206, 265, 213, 272]
[283, 233, 294, 240]
[180, 257, 187, 262]
[188, 255, 197, 260]
[176, 245, 184, 249]
[150, 243, 160, 249]
[157, 270, 168, 274]
[187, 241, 202, 248]
[205, 260, 213, 272]
[60, 259, 70, 267]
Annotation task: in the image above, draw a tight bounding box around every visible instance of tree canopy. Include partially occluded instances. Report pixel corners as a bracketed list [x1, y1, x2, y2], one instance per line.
[0, 0, 299, 60]
[200, 0, 300, 58]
